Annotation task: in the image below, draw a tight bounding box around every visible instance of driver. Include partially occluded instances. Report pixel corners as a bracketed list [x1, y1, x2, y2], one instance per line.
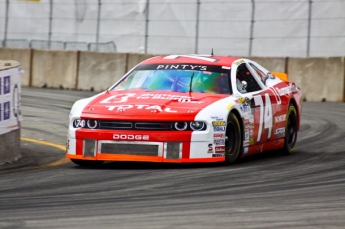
[236, 74, 247, 93]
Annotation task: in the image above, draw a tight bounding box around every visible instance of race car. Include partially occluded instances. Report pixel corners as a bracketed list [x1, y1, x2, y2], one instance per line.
[66, 54, 303, 166]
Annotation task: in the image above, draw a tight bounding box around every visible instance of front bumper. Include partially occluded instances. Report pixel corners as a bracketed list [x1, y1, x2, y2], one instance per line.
[66, 129, 225, 163]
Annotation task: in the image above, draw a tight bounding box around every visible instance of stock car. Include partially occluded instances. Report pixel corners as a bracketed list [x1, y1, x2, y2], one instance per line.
[66, 54, 303, 166]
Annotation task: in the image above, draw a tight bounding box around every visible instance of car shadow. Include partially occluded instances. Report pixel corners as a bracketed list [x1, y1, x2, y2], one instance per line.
[72, 149, 301, 170]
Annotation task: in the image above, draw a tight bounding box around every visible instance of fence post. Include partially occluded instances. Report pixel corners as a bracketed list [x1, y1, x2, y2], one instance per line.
[48, 0, 53, 49]
[144, 0, 150, 53]
[249, 0, 255, 56]
[306, 0, 312, 57]
[3, 0, 9, 47]
[195, 0, 200, 54]
[96, 0, 102, 52]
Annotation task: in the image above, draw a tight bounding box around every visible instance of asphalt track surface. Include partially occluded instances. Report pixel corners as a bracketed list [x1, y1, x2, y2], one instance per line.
[0, 87, 344, 229]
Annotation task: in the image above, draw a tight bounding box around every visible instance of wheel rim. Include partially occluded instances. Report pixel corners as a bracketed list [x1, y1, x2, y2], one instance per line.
[286, 110, 297, 148]
[225, 121, 237, 156]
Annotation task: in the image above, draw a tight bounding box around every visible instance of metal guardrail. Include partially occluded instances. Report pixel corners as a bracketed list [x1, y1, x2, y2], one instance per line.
[0, 39, 116, 52]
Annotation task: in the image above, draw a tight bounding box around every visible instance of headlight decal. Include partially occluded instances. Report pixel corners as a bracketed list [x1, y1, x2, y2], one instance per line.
[190, 121, 206, 131]
[174, 122, 188, 131]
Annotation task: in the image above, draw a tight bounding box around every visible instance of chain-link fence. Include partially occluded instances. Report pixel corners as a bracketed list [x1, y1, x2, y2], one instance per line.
[0, 38, 116, 52]
[0, 0, 344, 57]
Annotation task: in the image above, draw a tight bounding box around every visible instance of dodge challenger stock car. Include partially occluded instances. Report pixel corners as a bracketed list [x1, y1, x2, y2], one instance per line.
[66, 54, 303, 166]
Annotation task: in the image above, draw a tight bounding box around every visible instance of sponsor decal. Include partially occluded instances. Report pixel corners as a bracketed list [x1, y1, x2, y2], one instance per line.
[113, 134, 149, 141]
[211, 116, 224, 121]
[243, 140, 249, 147]
[0, 76, 11, 121]
[233, 59, 245, 66]
[3, 76, 10, 94]
[3, 101, 10, 120]
[100, 93, 203, 104]
[156, 64, 207, 71]
[249, 115, 254, 123]
[214, 126, 226, 132]
[244, 131, 249, 141]
[208, 143, 213, 153]
[214, 133, 224, 138]
[243, 147, 249, 154]
[249, 129, 254, 137]
[276, 84, 298, 96]
[212, 121, 226, 126]
[274, 127, 285, 137]
[137, 94, 202, 103]
[214, 139, 225, 145]
[238, 97, 246, 104]
[249, 138, 254, 145]
[212, 153, 224, 157]
[275, 114, 286, 123]
[215, 146, 225, 152]
[106, 105, 177, 113]
[240, 104, 251, 113]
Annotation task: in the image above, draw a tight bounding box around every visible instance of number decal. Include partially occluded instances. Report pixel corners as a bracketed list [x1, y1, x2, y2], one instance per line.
[254, 93, 273, 142]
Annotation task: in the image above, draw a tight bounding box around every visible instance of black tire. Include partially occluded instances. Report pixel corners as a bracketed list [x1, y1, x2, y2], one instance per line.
[70, 159, 104, 167]
[280, 104, 298, 155]
[225, 113, 242, 164]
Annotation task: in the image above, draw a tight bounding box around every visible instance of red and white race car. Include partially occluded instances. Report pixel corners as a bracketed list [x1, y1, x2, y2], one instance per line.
[66, 55, 302, 166]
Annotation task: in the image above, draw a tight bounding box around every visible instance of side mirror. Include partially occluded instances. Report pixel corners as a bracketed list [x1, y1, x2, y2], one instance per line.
[241, 80, 247, 90]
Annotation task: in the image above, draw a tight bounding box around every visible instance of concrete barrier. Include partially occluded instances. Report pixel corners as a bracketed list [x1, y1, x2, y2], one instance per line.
[0, 60, 22, 164]
[0, 48, 31, 86]
[1, 48, 345, 102]
[126, 53, 156, 72]
[31, 49, 78, 89]
[288, 57, 345, 102]
[249, 57, 287, 73]
[77, 51, 128, 91]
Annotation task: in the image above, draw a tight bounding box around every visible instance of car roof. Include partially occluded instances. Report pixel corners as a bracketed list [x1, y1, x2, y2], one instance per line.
[140, 55, 241, 68]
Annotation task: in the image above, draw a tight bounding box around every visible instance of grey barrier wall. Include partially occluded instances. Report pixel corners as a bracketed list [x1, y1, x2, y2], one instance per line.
[0, 47, 344, 102]
[0, 48, 31, 86]
[0, 60, 22, 164]
[288, 57, 345, 102]
[31, 49, 78, 89]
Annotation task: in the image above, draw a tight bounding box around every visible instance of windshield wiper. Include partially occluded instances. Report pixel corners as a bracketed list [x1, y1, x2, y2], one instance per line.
[189, 72, 195, 93]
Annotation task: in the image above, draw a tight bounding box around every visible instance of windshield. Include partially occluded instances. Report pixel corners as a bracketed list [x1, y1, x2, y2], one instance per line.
[112, 66, 231, 94]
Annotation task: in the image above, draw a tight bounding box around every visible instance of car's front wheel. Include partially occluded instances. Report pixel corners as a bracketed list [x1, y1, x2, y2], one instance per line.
[225, 113, 242, 164]
[280, 103, 298, 155]
[71, 159, 104, 167]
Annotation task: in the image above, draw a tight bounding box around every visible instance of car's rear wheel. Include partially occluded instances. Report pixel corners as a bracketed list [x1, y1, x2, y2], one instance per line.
[225, 113, 242, 164]
[70, 159, 104, 167]
[280, 103, 298, 155]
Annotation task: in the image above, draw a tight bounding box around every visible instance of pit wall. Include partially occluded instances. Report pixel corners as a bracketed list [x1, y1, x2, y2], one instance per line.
[0, 48, 344, 102]
[0, 60, 22, 164]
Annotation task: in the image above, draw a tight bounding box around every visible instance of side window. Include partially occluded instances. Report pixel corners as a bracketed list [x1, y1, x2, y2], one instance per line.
[250, 63, 267, 85]
[236, 63, 262, 93]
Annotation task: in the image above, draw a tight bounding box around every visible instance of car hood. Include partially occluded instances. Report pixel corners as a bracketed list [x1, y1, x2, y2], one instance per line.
[79, 90, 230, 120]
